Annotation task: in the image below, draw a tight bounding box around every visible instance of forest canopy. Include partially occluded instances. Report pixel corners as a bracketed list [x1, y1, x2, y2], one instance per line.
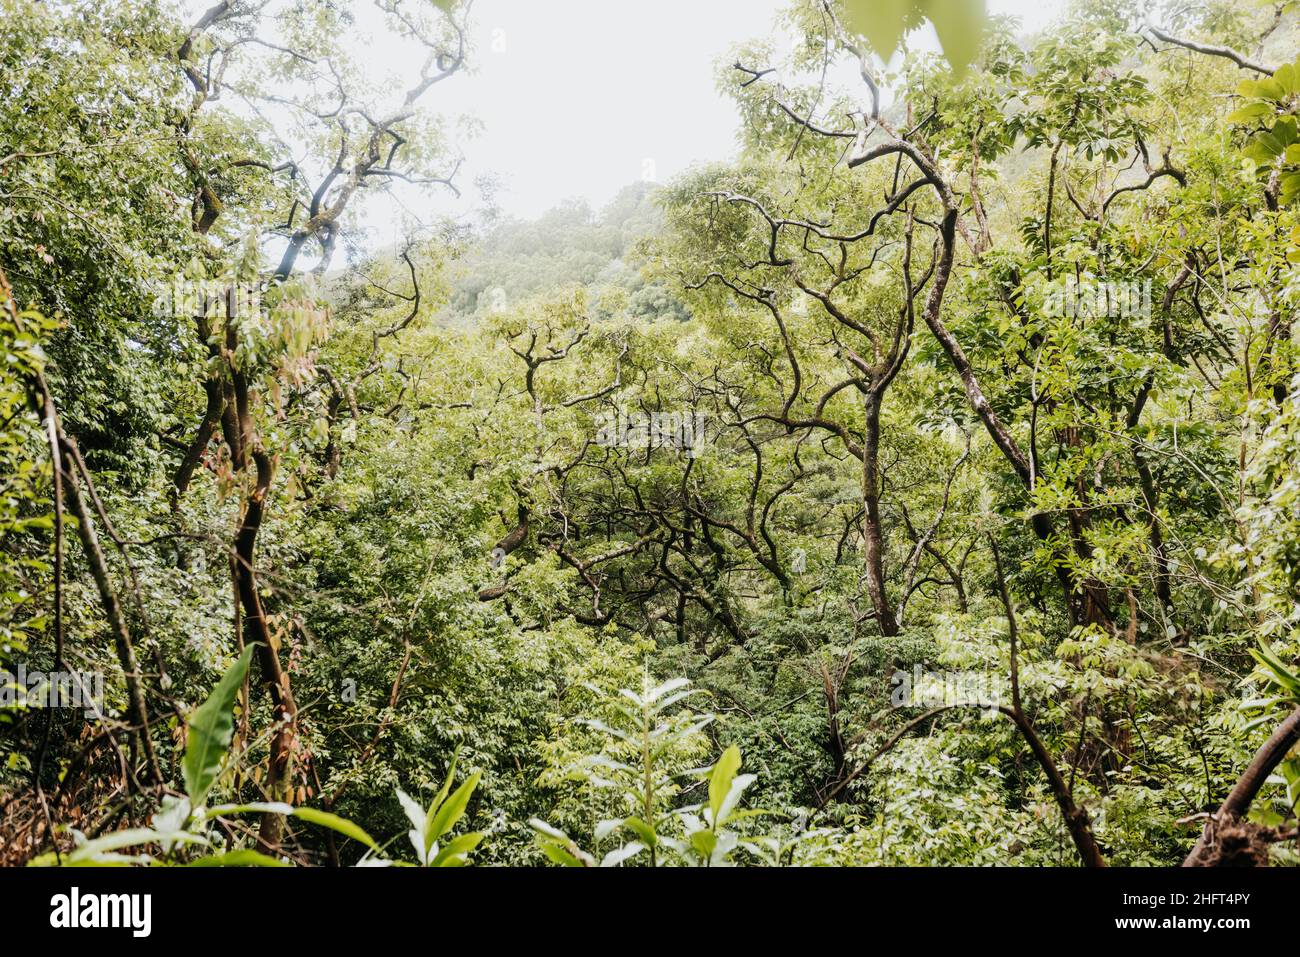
[2, 0, 1300, 871]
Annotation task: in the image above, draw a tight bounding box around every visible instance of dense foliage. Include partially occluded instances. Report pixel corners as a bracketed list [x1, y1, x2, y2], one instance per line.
[2, 0, 1300, 868]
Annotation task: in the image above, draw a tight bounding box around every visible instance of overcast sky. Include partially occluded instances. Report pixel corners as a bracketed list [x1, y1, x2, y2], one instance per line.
[190, 0, 1071, 248]
[406, 0, 1070, 225]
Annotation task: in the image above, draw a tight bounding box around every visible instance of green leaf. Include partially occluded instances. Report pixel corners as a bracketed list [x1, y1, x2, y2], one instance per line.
[528, 818, 569, 841]
[395, 788, 426, 839]
[926, 0, 987, 77]
[708, 744, 742, 825]
[644, 677, 691, 703]
[1227, 103, 1272, 124]
[1274, 62, 1296, 94]
[150, 794, 192, 853]
[428, 749, 461, 821]
[716, 773, 758, 826]
[430, 831, 484, 867]
[1251, 640, 1300, 699]
[843, 0, 914, 63]
[1255, 78, 1285, 100]
[426, 770, 481, 847]
[292, 807, 380, 852]
[182, 645, 254, 808]
[1281, 172, 1300, 205]
[51, 828, 207, 865]
[621, 816, 657, 846]
[690, 828, 718, 860]
[187, 849, 288, 867]
[538, 842, 587, 867]
[599, 842, 645, 867]
[529, 818, 594, 866]
[843, 0, 986, 74]
[203, 801, 294, 818]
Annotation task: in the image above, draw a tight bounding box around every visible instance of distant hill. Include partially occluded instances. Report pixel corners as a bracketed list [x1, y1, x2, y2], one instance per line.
[441, 182, 689, 324]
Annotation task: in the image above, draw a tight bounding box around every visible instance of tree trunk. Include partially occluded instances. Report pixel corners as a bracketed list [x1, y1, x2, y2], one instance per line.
[1185, 704, 1300, 865]
[233, 446, 298, 850]
[862, 389, 898, 636]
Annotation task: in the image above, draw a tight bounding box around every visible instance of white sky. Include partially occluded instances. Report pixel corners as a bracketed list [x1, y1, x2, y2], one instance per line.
[189, 0, 1071, 248]
[406, 0, 1070, 224]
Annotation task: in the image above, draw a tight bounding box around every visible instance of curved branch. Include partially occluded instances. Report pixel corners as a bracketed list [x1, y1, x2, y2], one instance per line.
[1147, 26, 1275, 76]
